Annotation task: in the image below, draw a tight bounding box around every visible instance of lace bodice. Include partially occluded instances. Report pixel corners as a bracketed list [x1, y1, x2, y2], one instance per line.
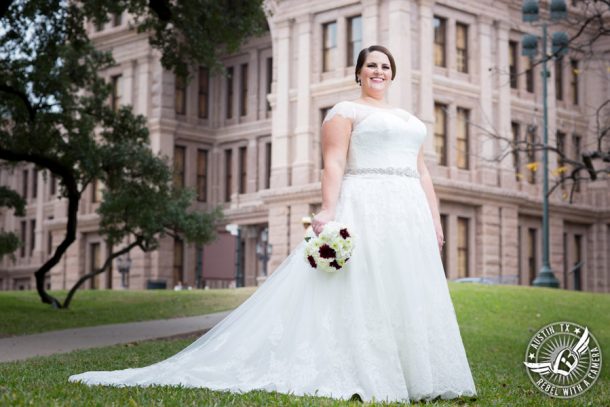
[323, 101, 427, 172]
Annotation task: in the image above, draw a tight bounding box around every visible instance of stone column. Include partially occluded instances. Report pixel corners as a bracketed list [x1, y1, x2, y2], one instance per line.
[500, 205, 519, 284]
[362, 0, 379, 46]
[418, 0, 435, 160]
[247, 138, 258, 193]
[292, 14, 314, 186]
[270, 19, 292, 188]
[475, 16, 497, 186]
[34, 170, 44, 262]
[494, 21, 508, 185]
[267, 204, 290, 274]
[122, 60, 134, 107]
[479, 204, 501, 280]
[290, 202, 310, 250]
[388, 0, 413, 110]
[210, 145, 221, 203]
[136, 56, 151, 117]
[248, 49, 258, 122]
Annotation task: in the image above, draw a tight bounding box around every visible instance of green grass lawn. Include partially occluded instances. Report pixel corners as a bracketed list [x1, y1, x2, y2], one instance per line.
[0, 287, 256, 336]
[1, 283, 609, 406]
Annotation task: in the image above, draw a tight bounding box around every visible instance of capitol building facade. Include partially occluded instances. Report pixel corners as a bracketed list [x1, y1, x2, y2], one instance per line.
[1, 0, 608, 292]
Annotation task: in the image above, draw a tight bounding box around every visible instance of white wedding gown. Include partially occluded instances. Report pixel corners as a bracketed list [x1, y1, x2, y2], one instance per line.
[69, 101, 477, 403]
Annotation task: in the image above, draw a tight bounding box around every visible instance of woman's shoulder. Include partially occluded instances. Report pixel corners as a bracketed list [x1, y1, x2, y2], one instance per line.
[323, 101, 357, 124]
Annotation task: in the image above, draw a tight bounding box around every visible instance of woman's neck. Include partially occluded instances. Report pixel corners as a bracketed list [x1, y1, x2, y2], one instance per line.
[359, 94, 387, 106]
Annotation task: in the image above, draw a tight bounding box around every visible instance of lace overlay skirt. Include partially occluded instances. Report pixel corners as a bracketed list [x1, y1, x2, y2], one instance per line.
[69, 170, 477, 403]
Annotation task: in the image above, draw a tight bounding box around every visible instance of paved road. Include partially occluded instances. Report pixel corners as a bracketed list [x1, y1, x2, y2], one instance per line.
[0, 310, 231, 363]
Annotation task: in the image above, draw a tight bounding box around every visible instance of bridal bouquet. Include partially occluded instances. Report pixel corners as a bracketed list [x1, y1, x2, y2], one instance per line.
[304, 221, 355, 273]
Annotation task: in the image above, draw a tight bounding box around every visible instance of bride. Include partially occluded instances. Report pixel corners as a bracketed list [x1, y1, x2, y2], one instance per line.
[69, 45, 478, 404]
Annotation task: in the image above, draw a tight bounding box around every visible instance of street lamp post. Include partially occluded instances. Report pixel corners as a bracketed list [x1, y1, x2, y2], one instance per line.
[521, 0, 568, 288]
[116, 253, 132, 289]
[255, 227, 272, 285]
[225, 223, 244, 288]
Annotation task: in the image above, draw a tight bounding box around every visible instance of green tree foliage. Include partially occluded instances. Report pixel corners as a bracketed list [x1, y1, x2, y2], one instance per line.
[0, 0, 265, 307]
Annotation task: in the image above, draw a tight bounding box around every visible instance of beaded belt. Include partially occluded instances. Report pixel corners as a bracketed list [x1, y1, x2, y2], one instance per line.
[344, 167, 420, 179]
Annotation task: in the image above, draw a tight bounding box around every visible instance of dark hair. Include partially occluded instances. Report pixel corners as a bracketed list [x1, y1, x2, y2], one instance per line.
[354, 45, 396, 84]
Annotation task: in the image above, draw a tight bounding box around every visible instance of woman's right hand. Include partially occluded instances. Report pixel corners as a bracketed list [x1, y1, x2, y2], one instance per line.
[312, 209, 335, 236]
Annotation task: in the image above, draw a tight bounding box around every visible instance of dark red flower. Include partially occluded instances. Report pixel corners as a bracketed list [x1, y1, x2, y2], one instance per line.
[345, 257, 350, 262]
[340, 228, 350, 239]
[330, 260, 341, 270]
[318, 244, 336, 259]
[307, 255, 317, 268]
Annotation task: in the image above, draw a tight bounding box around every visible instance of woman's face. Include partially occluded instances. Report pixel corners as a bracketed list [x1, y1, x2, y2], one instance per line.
[358, 51, 392, 94]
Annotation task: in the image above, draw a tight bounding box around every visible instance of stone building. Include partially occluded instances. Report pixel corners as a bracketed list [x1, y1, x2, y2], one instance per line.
[1, 0, 608, 292]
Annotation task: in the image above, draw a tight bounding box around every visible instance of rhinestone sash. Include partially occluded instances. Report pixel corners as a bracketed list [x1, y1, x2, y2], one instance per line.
[344, 167, 420, 179]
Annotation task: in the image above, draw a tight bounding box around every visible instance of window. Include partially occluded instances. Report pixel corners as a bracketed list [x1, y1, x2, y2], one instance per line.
[570, 59, 579, 105]
[512, 122, 521, 181]
[240, 63, 248, 117]
[456, 107, 470, 169]
[32, 169, 38, 199]
[573, 234, 583, 290]
[265, 57, 273, 112]
[509, 41, 518, 89]
[91, 178, 103, 203]
[555, 57, 563, 101]
[527, 228, 537, 284]
[525, 57, 535, 93]
[47, 230, 53, 255]
[434, 104, 447, 165]
[433, 16, 447, 67]
[22, 169, 28, 199]
[456, 23, 468, 73]
[556, 131, 566, 190]
[111, 75, 122, 112]
[440, 214, 448, 276]
[173, 146, 186, 188]
[196, 149, 208, 202]
[226, 67, 234, 119]
[347, 16, 362, 67]
[112, 13, 122, 27]
[264, 142, 272, 189]
[527, 128, 537, 184]
[29, 219, 36, 256]
[572, 134, 581, 192]
[50, 172, 56, 196]
[173, 238, 184, 286]
[89, 242, 102, 289]
[320, 107, 331, 169]
[457, 217, 469, 278]
[20, 221, 26, 258]
[175, 75, 186, 115]
[225, 149, 233, 201]
[94, 19, 103, 32]
[238, 146, 247, 194]
[322, 21, 337, 72]
[198, 67, 209, 119]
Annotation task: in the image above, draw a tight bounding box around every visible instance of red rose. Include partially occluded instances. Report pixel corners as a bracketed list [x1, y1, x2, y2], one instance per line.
[340, 228, 350, 239]
[330, 260, 341, 270]
[307, 255, 317, 268]
[318, 244, 336, 259]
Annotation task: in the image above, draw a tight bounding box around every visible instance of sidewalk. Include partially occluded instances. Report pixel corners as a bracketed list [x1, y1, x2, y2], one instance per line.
[0, 310, 231, 363]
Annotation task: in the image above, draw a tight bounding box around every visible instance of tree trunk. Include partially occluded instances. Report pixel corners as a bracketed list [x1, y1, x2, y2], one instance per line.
[0, 148, 80, 308]
[62, 238, 141, 309]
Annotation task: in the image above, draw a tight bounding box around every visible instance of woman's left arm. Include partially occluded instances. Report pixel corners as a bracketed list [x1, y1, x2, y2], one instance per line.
[417, 146, 444, 252]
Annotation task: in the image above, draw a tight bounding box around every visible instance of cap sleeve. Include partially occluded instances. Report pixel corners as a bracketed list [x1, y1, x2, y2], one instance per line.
[322, 101, 355, 124]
